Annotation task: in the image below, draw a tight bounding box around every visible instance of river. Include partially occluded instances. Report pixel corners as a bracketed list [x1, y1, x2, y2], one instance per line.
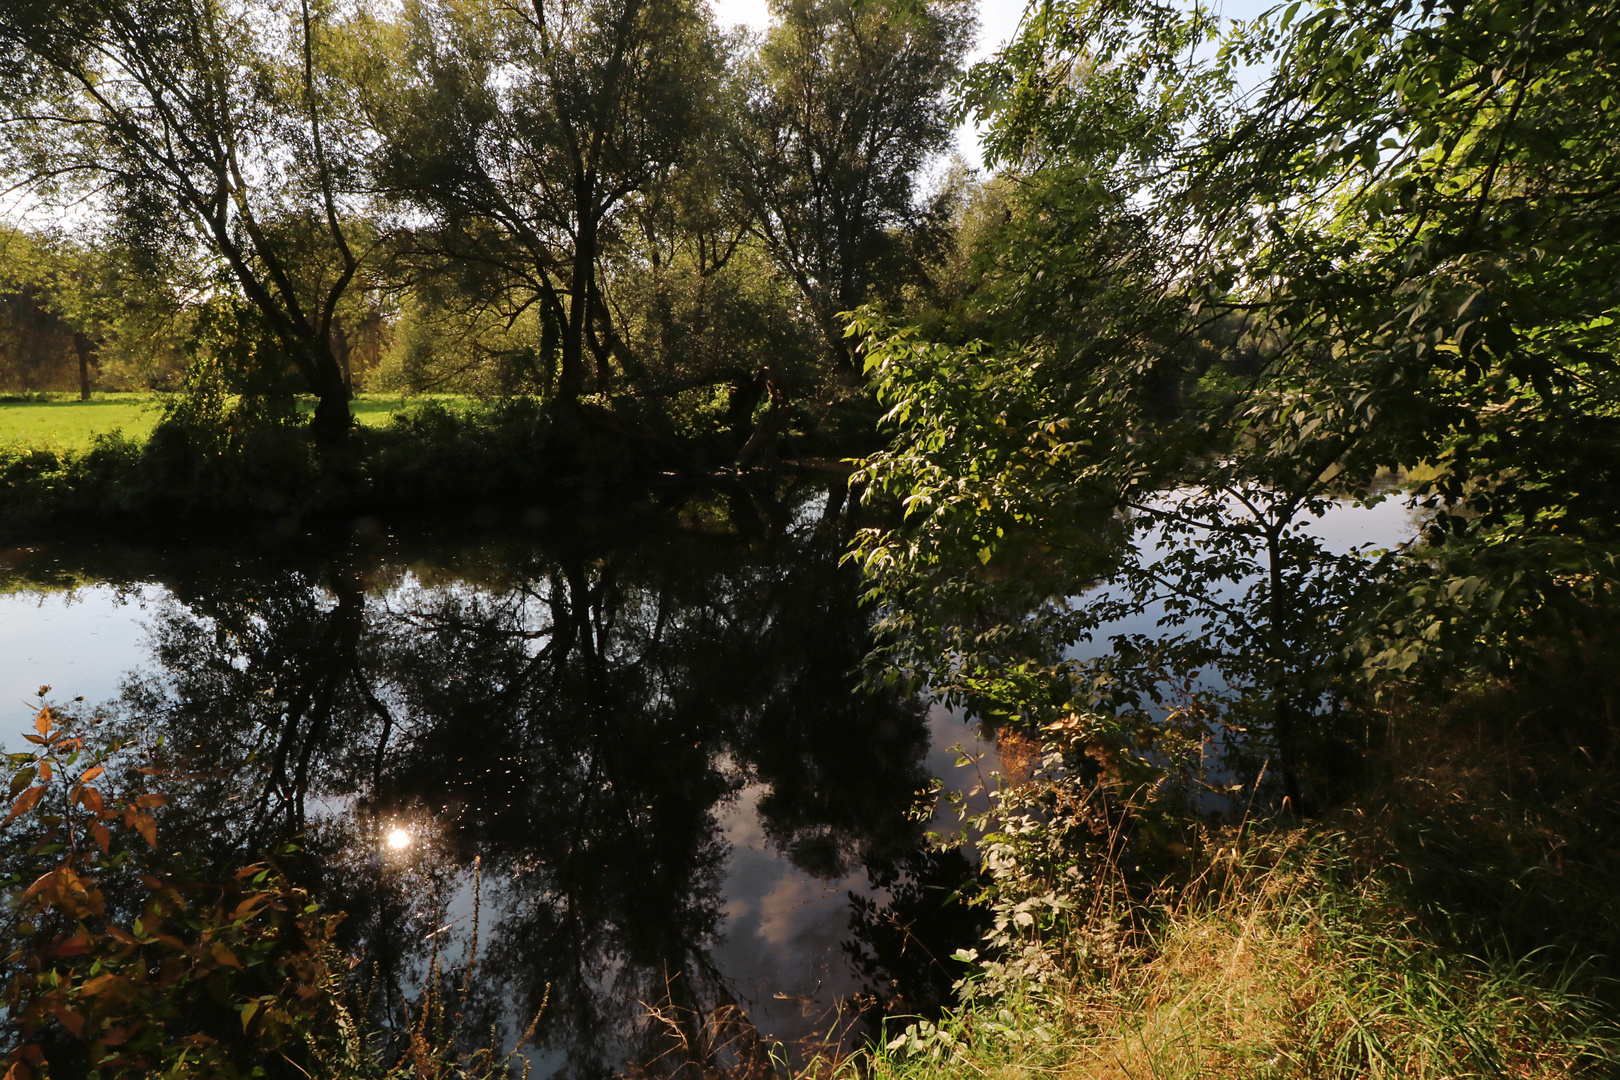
[0, 484, 993, 1076]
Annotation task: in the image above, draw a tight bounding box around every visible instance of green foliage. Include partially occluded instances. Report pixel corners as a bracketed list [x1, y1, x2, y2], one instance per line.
[735, 0, 975, 367]
[0, 227, 191, 395]
[361, 0, 723, 405]
[849, 0, 1620, 807]
[0, 0, 385, 440]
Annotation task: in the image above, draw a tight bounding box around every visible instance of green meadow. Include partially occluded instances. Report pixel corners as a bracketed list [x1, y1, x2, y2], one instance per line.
[0, 393, 468, 450]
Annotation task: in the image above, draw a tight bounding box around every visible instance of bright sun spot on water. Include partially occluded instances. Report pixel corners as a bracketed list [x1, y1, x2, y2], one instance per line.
[386, 827, 411, 850]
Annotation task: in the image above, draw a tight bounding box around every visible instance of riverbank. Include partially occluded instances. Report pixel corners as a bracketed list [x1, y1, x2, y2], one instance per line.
[839, 662, 1620, 1080]
[863, 840, 1616, 1079]
[0, 398, 861, 543]
[0, 392, 475, 451]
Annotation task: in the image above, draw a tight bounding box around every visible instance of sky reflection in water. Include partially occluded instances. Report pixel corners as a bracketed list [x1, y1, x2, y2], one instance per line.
[0, 491, 994, 1077]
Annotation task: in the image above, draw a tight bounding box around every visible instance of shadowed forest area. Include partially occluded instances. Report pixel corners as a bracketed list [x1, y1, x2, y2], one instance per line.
[3, 0, 1620, 1076]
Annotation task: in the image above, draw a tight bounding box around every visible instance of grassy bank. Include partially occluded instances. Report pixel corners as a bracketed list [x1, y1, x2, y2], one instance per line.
[0, 393, 471, 451]
[0, 396, 676, 539]
[826, 660, 1620, 1080]
[858, 839, 1616, 1080]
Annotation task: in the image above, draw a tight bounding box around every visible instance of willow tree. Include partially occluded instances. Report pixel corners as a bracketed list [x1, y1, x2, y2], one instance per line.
[361, 0, 721, 407]
[735, 0, 973, 370]
[0, 0, 377, 442]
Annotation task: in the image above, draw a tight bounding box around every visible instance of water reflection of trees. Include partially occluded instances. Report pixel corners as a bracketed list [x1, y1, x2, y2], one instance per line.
[86, 489, 973, 1077]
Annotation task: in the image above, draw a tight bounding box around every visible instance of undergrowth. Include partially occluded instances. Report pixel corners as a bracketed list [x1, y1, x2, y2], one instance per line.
[842, 664, 1620, 1080]
[0, 397, 665, 537]
[862, 835, 1617, 1079]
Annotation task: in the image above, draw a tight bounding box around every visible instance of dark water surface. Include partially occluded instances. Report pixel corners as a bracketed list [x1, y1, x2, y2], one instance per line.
[0, 487, 994, 1077]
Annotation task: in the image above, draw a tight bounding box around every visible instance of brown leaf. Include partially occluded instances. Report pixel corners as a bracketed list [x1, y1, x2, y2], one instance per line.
[133, 812, 157, 850]
[22, 869, 60, 903]
[78, 765, 104, 784]
[47, 934, 90, 958]
[232, 894, 270, 921]
[210, 943, 242, 969]
[33, 709, 51, 737]
[92, 823, 111, 853]
[78, 974, 120, 997]
[5, 787, 48, 825]
[81, 788, 103, 814]
[47, 1003, 84, 1038]
[133, 793, 167, 809]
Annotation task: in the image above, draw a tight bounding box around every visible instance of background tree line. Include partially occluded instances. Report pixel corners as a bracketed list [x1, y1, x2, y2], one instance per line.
[0, 0, 973, 458]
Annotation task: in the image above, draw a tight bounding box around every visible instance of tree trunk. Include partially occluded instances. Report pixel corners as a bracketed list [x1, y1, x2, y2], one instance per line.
[332, 319, 353, 395]
[1267, 525, 1307, 814]
[74, 332, 94, 401]
[738, 376, 788, 468]
[293, 334, 353, 445]
[309, 389, 352, 445]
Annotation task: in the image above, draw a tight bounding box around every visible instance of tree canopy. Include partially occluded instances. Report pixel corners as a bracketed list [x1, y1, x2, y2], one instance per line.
[851, 0, 1620, 809]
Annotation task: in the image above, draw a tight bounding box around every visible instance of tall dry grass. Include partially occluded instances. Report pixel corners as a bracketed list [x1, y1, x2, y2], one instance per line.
[858, 836, 1617, 1079]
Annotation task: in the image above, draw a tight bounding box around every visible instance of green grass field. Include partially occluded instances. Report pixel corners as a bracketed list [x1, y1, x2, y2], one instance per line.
[0, 393, 466, 451]
[0, 394, 162, 450]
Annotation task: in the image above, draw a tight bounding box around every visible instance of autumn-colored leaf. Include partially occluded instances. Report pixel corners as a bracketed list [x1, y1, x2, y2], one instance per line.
[133, 793, 167, 809]
[78, 973, 121, 997]
[133, 812, 157, 850]
[91, 823, 111, 853]
[36, 761, 50, 782]
[47, 934, 91, 958]
[6, 787, 48, 825]
[104, 925, 137, 945]
[78, 765, 104, 784]
[232, 894, 270, 921]
[47, 1003, 84, 1037]
[80, 788, 103, 814]
[33, 709, 51, 737]
[210, 943, 242, 969]
[21, 868, 58, 902]
[100, 1025, 129, 1046]
[3, 1059, 35, 1080]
